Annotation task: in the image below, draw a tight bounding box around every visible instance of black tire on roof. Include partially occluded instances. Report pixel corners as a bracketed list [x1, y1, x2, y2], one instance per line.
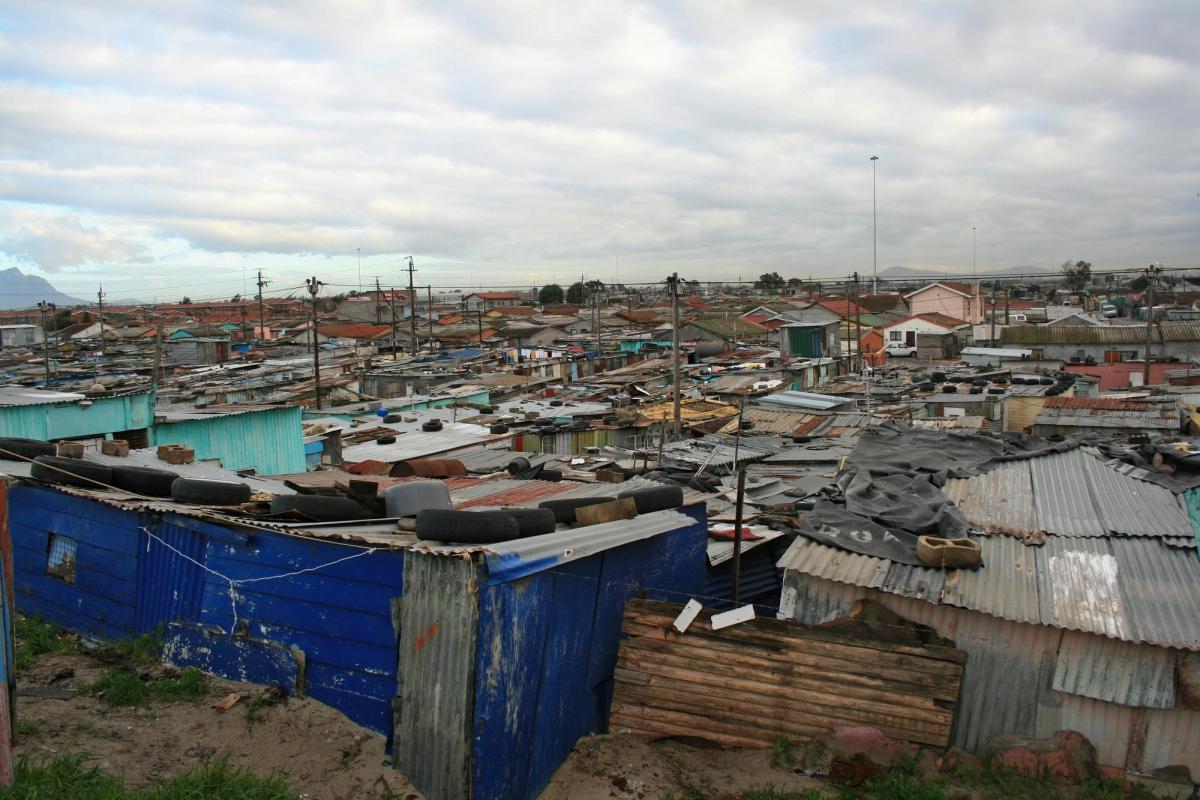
[377, 436, 397, 445]
[270, 494, 363, 522]
[0, 437, 57, 462]
[535, 469, 562, 482]
[383, 414, 403, 423]
[421, 420, 444, 432]
[30, 456, 113, 489]
[110, 465, 179, 497]
[415, 509, 520, 544]
[171, 477, 252, 505]
[506, 457, 531, 475]
[538, 496, 615, 524]
[490, 424, 510, 435]
[617, 484, 684, 514]
[500, 507, 557, 537]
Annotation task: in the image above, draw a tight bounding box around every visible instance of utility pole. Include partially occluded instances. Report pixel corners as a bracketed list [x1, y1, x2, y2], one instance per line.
[989, 279, 999, 345]
[306, 277, 325, 409]
[972, 226, 977, 277]
[357, 247, 362, 296]
[1144, 264, 1162, 387]
[379, 278, 395, 358]
[668, 273, 682, 437]
[426, 285, 434, 344]
[870, 155, 879, 294]
[853, 272, 862, 372]
[593, 280, 602, 372]
[405, 257, 418, 354]
[239, 305, 248, 344]
[476, 310, 486, 372]
[151, 305, 162, 390]
[97, 286, 106, 365]
[37, 301, 55, 386]
[256, 270, 269, 343]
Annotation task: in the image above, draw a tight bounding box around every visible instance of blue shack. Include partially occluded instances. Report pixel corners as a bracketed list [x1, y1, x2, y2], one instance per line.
[3, 474, 708, 791]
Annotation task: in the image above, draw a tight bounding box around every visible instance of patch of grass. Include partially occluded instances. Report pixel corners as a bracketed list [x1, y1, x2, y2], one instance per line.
[945, 759, 1064, 800]
[85, 667, 206, 707]
[243, 687, 286, 727]
[0, 754, 298, 800]
[14, 719, 39, 737]
[103, 629, 164, 669]
[741, 787, 824, 800]
[13, 615, 75, 671]
[857, 771, 951, 800]
[771, 737, 798, 770]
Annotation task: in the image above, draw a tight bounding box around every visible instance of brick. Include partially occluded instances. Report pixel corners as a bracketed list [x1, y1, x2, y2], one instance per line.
[157, 445, 195, 465]
[56, 442, 85, 459]
[101, 439, 129, 457]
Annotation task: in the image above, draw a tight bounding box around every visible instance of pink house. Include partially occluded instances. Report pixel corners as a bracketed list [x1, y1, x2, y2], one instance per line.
[902, 281, 984, 324]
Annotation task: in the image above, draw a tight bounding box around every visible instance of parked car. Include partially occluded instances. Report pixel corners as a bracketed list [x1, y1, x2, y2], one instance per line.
[885, 341, 918, 357]
[1101, 304, 1118, 318]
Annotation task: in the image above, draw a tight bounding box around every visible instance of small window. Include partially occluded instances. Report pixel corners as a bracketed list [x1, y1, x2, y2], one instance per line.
[889, 331, 902, 341]
[46, 534, 77, 584]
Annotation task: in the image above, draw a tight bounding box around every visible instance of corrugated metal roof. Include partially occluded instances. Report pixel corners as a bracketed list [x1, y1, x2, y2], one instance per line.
[1000, 324, 1162, 346]
[1033, 407, 1179, 430]
[775, 536, 890, 589]
[1052, 631, 1175, 708]
[341, 422, 513, 463]
[1037, 537, 1133, 640]
[1083, 456, 1193, 538]
[1030, 449, 1107, 537]
[943, 535, 1042, 626]
[758, 391, 849, 411]
[1109, 537, 1200, 650]
[944, 461, 1039, 537]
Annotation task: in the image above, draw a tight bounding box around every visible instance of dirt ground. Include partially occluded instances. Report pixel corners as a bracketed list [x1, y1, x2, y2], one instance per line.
[541, 733, 830, 799]
[14, 649, 420, 800]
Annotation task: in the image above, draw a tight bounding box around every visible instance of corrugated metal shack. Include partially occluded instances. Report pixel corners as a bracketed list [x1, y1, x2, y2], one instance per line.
[151, 405, 307, 476]
[395, 504, 708, 800]
[0, 387, 154, 441]
[777, 446, 1200, 776]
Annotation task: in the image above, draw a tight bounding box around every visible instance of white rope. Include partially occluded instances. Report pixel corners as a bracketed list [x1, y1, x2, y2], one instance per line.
[139, 526, 378, 633]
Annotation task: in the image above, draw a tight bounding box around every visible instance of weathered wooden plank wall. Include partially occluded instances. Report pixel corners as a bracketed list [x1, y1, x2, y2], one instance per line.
[610, 598, 965, 750]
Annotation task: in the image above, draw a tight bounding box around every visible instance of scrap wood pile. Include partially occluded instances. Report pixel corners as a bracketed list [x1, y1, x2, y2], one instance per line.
[609, 598, 965, 750]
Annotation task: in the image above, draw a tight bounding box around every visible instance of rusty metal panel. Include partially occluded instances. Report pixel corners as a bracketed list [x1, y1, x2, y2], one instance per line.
[1039, 693, 1134, 770]
[1109, 537, 1200, 651]
[944, 461, 1039, 537]
[1036, 537, 1132, 641]
[1052, 631, 1175, 708]
[394, 552, 480, 800]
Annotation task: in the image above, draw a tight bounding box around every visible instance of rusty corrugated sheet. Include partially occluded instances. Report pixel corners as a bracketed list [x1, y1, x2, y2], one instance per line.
[944, 461, 1039, 537]
[779, 570, 866, 624]
[1109, 537, 1200, 650]
[1030, 449, 1107, 537]
[395, 553, 480, 799]
[1051, 631, 1175, 709]
[1036, 537, 1133, 641]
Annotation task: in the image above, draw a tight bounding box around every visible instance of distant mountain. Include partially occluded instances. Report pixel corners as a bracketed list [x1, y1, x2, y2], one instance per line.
[0, 267, 88, 310]
[877, 265, 1051, 280]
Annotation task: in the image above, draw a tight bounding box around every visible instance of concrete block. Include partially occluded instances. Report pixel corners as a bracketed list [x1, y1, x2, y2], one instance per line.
[56, 441, 85, 459]
[101, 439, 129, 457]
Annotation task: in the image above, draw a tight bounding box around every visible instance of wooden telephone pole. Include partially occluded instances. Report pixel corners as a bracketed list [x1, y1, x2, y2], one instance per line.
[306, 277, 325, 409]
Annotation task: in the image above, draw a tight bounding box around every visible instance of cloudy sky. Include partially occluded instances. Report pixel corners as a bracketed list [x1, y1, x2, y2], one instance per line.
[0, 1, 1196, 303]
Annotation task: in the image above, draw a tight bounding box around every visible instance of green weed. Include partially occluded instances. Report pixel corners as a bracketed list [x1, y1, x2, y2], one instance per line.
[13, 616, 75, 671]
[100, 628, 164, 669]
[741, 788, 824, 800]
[771, 737, 798, 769]
[86, 667, 206, 707]
[14, 719, 39, 737]
[858, 770, 951, 800]
[0, 754, 298, 800]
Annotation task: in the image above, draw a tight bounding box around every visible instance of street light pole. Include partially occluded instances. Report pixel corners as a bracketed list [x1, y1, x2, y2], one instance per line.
[37, 301, 55, 386]
[870, 156, 879, 294]
[972, 226, 977, 277]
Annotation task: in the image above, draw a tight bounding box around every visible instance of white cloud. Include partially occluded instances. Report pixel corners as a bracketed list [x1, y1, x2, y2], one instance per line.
[0, 0, 1195, 299]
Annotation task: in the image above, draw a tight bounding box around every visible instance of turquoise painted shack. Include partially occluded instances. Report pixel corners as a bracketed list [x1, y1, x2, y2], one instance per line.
[151, 406, 306, 476]
[0, 388, 154, 441]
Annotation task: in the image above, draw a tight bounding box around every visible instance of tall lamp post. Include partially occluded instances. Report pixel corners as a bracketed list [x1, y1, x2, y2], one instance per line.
[870, 155, 879, 294]
[972, 226, 977, 277]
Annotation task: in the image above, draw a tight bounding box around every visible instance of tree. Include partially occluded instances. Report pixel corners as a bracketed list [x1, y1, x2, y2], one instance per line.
[230, 293, 241, 302]
[1061, 260, 1092, 294]
[756, 272, 786, 293]
[179, 296, 192, 304]
[538, 284, 564, 305]
[786, 277, 801, 287]
[566, 281, 585, 305]
[1130, 275, 1149, 293]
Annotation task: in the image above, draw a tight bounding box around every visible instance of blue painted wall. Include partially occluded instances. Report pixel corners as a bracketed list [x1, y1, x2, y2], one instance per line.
[150, 406, 306, 476]
[7, 486, 405, 734]
[0, 391, 154, 440]
[469, 503, 708, 800]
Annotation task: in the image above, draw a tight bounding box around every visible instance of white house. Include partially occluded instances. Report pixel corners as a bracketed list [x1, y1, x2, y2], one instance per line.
[882, 313, 970, 346]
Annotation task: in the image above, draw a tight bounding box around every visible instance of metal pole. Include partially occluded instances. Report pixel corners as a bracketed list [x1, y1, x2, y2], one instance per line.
[853, 272, 861, 372]
[669, 273, 681, 437]
[97, 286, 106, 366]
[406, 257, 418, 354]
[731, 464, 747, 604]
[152, 306, 161, 390]
[989, 279, 999, 345]
[477, 310, 485, 372]
[426, 285, 434, 344]
[1144, 264, 1161, 387]
[870, 155, 878, 294]
[256, 270, 268, 343]
[357, 247, 362, 296]
[972, 227, 977, 277]
[38, 302, 54, 385]
[306, 277, 324, 409]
